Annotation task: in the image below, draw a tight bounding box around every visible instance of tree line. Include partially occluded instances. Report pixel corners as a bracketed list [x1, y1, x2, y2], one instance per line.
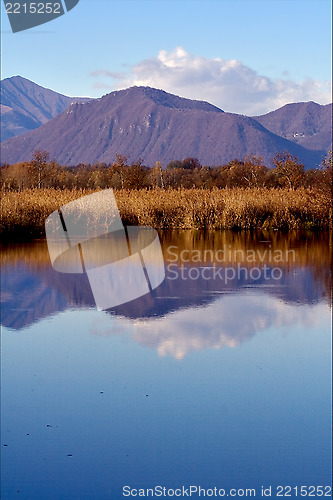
[1, 150, 332, 192]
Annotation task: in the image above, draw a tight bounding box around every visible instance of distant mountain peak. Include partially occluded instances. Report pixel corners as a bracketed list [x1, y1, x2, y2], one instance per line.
[99, 85, 224, 113]
[1, 76, 331, 168]
[254, 101, 332, 153]
[1, 83, 326, 168]
[1, 75, 90, 142]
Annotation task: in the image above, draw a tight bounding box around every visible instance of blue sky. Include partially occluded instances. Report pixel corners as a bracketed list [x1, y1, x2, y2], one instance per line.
[1, 0, 332, 114]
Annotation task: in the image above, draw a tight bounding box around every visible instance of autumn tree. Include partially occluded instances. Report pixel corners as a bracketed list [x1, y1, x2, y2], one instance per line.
[181, 157, 201, 170]
[273, 153, 305, 189]
[0, 162, 36, 190]
[147, 161, 165, 188]
[321, 151, 332, 192]
[31, 150, 50, 188]
[166, 160, 182, 170]
[243, 156, 267, 187]
[111, 153, 128, 189]
[123, 160, 147, 189]
[224, 160, 248, 188]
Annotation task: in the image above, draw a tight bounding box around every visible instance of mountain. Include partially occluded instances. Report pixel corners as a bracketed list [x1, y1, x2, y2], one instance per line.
[1, 75, 90, 142]
[1, 252, 328, 331]
[254, 101, 332, 154]
[0, 85, 327, 168]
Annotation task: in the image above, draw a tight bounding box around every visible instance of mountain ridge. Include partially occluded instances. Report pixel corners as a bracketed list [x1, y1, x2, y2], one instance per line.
[1, 75, 90, 141]
[254, 101, 332, 153]
[1, 77, 331, 168]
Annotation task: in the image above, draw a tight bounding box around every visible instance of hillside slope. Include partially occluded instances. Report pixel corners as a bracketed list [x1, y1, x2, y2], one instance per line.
[1, 75, 90, 141]
[1, 86, 325, 168]
[254, 101, 332, 153]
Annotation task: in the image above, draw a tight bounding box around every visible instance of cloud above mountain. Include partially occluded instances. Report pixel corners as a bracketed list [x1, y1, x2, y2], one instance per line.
[91, 47, 332, 115]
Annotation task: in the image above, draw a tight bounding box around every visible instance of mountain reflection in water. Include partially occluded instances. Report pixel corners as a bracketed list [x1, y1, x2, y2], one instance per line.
[1, 230, 331, 358]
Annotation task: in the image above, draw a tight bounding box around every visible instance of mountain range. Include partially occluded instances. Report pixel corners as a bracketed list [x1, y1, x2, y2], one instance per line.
[2, 250, 328, 331]
[1, 76, 331, 168]
[1, 75, 90, 142]
[254, 101, 332, 153]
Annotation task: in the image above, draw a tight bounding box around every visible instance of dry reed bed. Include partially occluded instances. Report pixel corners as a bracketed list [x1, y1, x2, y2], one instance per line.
[1, 187, 331, 236]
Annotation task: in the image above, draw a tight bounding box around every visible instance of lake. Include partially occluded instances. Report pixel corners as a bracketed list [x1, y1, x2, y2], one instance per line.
[1, 230, 332, 499]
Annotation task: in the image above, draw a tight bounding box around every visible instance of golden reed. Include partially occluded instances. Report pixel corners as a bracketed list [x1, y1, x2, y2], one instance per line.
[1, 187, 331, 236]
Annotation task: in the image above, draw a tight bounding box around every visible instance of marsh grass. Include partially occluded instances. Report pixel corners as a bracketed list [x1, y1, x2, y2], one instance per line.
[1, 187, 331, 237]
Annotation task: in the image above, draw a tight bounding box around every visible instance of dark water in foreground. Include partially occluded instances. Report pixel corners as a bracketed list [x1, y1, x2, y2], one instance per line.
[1, 231, 332, 499]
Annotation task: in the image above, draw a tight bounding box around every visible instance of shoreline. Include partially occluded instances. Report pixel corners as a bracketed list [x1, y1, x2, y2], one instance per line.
[1, 187, 332, 238]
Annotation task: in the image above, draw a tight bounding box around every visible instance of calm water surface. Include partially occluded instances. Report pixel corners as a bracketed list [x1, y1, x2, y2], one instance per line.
[1, 231, 332, 499]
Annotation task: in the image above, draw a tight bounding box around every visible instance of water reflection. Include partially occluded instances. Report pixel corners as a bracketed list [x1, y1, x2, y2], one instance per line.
[1, 231, 332, 498]
[1, 230, 331, 357]
[90, 294, 328, 359]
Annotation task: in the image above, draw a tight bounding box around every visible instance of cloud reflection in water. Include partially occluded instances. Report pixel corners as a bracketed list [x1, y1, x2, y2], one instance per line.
[90, 293, 328, 359]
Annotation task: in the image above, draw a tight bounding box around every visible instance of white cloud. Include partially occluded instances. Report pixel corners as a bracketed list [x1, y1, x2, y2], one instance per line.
[92, 47, 332, 115]
[90, 293, 330, 360]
